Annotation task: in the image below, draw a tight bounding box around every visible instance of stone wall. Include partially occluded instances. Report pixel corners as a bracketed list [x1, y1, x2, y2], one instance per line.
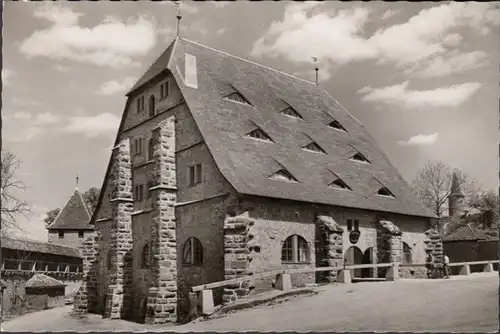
[48, 230, 95, 249]
[316, 215, 344, 283]
[424, 227, 444, 278]
[73, 232, 100, 315]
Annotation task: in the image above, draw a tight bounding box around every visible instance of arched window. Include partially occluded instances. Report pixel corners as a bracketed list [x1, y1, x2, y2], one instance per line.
[281, 234, 310, 264]
[182, 237, 203, 266]
[402, 242, 412, 264]
[149, 95, 156, 117]
[148, 138, 155, 161]
[142, 242, 151, 269]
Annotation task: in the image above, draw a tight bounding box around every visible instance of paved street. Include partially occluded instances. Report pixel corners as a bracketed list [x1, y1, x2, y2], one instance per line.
[2, 273, 498, 332]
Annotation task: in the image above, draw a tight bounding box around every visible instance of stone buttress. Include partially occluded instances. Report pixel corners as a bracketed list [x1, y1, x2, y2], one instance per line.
[145, 116, 178, 324]
[376, 220, 402, 278]
[73, 232, 100, 316]
[316, 215, 344, 283]
[103, 139, 134, 319]
[424, 226, 444, 277]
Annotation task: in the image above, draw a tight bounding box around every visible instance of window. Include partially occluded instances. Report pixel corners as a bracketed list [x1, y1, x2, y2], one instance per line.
[142, 243, 151, 269]
[377, 187, 395, 198]
[134, 184, 144, 201]
[350, 152, 370, 164]
[188, 164, 202, 186]
[281, 106, 302, 119]
[246, 128, 273, 142]
[182, 237, 203, 266]
[134, 138, 143, 156]
[269, 169, 298, 182]
[402, 242, 412, 264]
[328, 178, 351, 191]
[354, 219, 359, 231]
[136, 95, 145, 113]
[149, 95, 156, 117]
[225, 92, 251, 105]
[303, 142, 326, 154]
[281, 235, 310, 263]
[78, 231, 84, 239]
[58, 231, 64, 239]
[347, 219, 359, 231]
[328, 120, 347, 132]
[160, 81, 170, 100]
[148, 138, 155, 161]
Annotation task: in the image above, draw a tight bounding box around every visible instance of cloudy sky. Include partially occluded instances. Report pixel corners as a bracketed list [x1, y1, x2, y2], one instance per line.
[3, 1, 499, 241]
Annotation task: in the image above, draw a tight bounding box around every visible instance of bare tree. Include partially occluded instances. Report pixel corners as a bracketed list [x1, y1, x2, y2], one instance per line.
[1, 151, 31, 234]
[411, 160, 480, 219]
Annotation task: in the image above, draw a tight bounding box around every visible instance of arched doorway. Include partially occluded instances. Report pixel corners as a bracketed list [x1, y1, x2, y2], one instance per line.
[344, 246, 363, 278]
[361, 247, 374, 278]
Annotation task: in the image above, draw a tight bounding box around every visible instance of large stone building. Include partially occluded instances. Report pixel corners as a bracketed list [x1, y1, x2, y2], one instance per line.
[76, 37, 436, 324]
[46, 186, 94, 248]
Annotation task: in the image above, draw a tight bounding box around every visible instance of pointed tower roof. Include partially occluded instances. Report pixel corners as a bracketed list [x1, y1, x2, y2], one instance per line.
[47, 187, 93, 230]
[449, 172, 464, 198]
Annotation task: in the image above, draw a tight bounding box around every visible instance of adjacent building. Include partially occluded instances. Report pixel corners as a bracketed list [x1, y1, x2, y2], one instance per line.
[76, 37, 437, 324]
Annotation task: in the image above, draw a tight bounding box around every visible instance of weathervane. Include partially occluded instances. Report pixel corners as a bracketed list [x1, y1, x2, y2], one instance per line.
[312, 57, 319, 86]
[174, 1, 182, 37]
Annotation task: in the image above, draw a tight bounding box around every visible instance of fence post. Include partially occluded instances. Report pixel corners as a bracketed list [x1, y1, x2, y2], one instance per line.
[386, 262, 399, 281]
[198, 289, 215, 315]
[483, 262, 494, 273]
[336, 269, 351, 284]
[459, 264, 470, 276]
[275, 273, 292, 291]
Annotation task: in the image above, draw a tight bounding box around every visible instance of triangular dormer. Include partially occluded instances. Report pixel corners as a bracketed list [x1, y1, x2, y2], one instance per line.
[377, 187, 395, 198]
[224, 91, 251, 105]
[328, 178, 352, 191]
[328, 120, 347, 132]
[246, 128, 273, 142]
[269, 169, 298, 182]
[350, 152, 370, 164]
[281, 106, 302, 119]
[303, 142, 326, 154]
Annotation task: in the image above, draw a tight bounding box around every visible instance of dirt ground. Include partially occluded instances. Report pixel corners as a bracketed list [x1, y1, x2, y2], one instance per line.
[2, 272, 498, 332]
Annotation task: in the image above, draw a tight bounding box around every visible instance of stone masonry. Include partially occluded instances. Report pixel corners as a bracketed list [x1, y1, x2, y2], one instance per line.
[317, 215, 344, 283]
[72, 232, 100, 316]
[424, 226, 444, 277]
[376, 220, 402, 278]
[223, 210, 256, 303]
[103, 139, 134, 320]
[145, 116, 178, 325]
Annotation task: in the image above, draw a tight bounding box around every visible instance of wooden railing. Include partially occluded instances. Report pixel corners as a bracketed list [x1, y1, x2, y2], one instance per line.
[190, 259, 499, 316]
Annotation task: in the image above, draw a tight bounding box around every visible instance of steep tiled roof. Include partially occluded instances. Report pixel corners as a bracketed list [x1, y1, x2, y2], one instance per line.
[443, 223, 491, 241]
[1, 236, 81, 258]
[96, 37, 435, 221]
[26, 274, 66, 288]
[47, 188, 93, 230]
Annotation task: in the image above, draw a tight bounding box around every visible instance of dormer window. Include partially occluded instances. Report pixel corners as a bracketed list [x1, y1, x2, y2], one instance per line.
[377, 187, 395, 198]
[225, 92, 251, 105]
[281, 106, 302, 119]
[350, 152, 370, 164]
[269, 169, 298, 182]
[328, 178, 352, 191]
[328, 120, 346, 132]
[303, 142, 326, 154]
[246, 128, 273, 142]
[136, 95, 145, 113]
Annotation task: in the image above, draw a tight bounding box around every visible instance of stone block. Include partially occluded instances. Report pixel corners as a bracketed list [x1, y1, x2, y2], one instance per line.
[336, 269, 351, 284]
[483, 262, 494, 273]
[385, 265, 399, 281]
[459, 264, 470, 276]
[275, 273, 292, 291]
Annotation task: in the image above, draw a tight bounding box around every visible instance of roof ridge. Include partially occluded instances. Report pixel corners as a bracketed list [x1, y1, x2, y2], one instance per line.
[1, 235, 78, 250]
[320, 88, 363, 127]
[76, 188, 92, 219]
[179, 37, 317, 87]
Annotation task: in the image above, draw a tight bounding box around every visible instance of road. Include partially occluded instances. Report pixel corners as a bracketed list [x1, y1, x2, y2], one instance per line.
[2, 273, 498, 332]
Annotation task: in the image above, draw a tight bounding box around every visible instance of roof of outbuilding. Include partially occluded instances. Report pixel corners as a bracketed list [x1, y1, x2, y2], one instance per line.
[25, 274, 66, 288]
[1, 236, 82, 258]
[99, 37, 436, 221]
[47, 188, 93, 230]
[443, 223, 491, 241]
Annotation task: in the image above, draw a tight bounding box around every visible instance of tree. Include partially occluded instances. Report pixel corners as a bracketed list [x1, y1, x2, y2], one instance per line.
[44, 187, 101, 226]
[411, 160, 480, 219]
[468, 190, 499, 231]
[1, 151, 30, 235]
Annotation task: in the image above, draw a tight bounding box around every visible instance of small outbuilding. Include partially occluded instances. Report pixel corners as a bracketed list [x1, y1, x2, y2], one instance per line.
[25, 274, 66, 311]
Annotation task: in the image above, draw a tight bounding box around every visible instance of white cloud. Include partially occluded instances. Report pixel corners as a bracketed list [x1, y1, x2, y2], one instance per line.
[34, 112, 62, 125]
[2, 69, 15, 85]
[53, 64, 69, 72]
[63, 113, 120, 137]
[251, 2, 500, 76]
[97, 77, 136, 96]
[217, 27, 227, 35]
[20, 3, 157, 69]
[398, 133, 439, 146]
[12, 111, 32, 120]
[381, 9, 399, 20]
[410, 51, 489, 78]
[359, 81, 481, 109]
[11, 97, 43, 107]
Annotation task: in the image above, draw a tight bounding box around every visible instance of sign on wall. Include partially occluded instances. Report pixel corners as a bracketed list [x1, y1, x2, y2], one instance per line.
[349, 229, 361, 244]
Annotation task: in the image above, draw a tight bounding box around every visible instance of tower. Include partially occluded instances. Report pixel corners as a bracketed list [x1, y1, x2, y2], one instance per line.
[448, 172, 464, 218]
